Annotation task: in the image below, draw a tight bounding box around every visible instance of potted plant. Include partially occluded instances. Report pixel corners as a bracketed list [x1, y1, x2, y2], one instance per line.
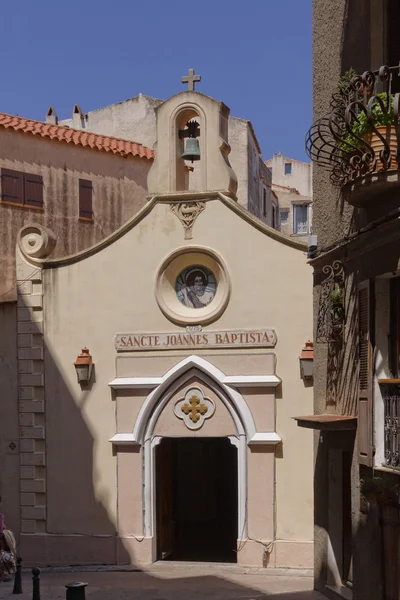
[340, 88, 398, 171]
[330, 285, 344, 323]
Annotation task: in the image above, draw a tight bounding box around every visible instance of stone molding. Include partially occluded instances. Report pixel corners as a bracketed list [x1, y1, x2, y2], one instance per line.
[17, 193, 306, 269]
[17, 257, 46, 534]
[170, 201, 206, 239]
[16, 225, 54, 536]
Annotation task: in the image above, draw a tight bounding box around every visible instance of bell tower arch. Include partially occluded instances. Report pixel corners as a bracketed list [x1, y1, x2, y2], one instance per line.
[147, 70, 238, 197]
[171, 105, 204, 191]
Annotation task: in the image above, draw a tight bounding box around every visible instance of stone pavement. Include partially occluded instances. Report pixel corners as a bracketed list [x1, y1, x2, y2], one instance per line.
[0, 563, 325, 600]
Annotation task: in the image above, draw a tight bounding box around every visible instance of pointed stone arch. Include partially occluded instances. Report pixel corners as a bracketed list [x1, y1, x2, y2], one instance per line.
[109, 354, 282, 561]
[133, 355, 256, 444]
[137, 356, 250, 551]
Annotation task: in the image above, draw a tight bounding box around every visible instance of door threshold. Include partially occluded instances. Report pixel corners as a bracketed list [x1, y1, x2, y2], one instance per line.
[154, 561, 238, 568]
[149, 561, 313, 577]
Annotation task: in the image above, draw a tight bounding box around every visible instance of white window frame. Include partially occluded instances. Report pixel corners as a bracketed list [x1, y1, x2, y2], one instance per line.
[279, 208, 289, 225]
[292, 202, 311, 235]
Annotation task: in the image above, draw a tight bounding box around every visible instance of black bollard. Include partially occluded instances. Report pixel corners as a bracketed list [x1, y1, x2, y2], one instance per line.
[32, 568, 40, 600]
[65, 582, 87, 600]
[12, 557, 23, 594]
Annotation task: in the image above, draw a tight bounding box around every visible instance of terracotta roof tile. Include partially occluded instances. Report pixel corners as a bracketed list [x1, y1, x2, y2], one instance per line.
[0, 112, 154, 160]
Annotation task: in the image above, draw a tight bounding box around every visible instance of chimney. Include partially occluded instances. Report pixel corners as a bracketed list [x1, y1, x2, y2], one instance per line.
[46, 106, 58, 125]
[72, 104, 85, 129]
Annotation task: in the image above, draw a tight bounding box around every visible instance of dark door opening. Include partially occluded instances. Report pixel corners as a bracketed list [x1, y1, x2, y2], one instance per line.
[156, 437, 238, 563]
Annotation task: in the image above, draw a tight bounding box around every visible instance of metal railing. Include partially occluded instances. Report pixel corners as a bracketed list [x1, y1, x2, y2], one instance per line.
[306, 65, 400, 187]
[380, 381, 400, 468]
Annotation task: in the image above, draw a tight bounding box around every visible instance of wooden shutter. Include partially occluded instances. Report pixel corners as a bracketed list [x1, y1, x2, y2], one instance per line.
[79, 179, 93, 219]
[389, 277, 400, 377]
[1, 168, 23, 204]
[24, 173, 43, 208]
[358, 280, 374, 467]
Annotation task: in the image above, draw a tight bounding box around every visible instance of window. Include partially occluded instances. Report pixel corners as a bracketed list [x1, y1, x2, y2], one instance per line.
[388, 1, 400, 93]
[280, 209, 289, 225]
[272, 203, 277, 229]
[293, 203, 310, 234]
[1, 168, 43, 208]
[284, 162, 292, 175]
[389, 277, 400, 377]
[262, 188, 267, 217]
[252, 148, 259, 180]
[79, 179, 93, 220]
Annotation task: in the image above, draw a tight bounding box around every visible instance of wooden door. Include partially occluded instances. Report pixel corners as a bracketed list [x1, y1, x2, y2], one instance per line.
[156, 438, 174, 559]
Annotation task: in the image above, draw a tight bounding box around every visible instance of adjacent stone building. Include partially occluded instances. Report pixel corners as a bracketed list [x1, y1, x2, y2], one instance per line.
[264, 153, 313, 238]
[60, 84, 275, 225]
[0, 111, 153, 301]
[9, 84, 314, 569]
[302, 1, 400, 598]
[0, 112, 154, 539]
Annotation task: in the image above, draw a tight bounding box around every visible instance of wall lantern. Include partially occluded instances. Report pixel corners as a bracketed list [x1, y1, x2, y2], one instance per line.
[299, 340, 314, 380]
[73, 347, 93, 384]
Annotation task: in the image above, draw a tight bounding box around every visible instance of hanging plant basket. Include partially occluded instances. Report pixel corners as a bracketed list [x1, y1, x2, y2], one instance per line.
[365, 125, 399, 172]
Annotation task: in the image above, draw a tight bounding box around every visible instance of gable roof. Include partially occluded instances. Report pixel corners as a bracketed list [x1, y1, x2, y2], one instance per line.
[0, 113, 154, 160]
[24, 192, 307, 269]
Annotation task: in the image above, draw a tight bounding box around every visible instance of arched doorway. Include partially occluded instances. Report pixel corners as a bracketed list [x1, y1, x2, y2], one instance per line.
[135, 359, 252, 563]
[155, 436, 238, 562]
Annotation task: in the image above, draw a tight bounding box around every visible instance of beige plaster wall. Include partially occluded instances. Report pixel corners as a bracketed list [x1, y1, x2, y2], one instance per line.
[40, 197, 313, 554]
[265, 154, 312, 198]
[60, 94, 163, 150]
[274, 190, 312, 238]
[153, 377, 236, 438]
[240, 388, 275, 432]
[116, 390, 147, 434]
[60, 94, 276, 226]
[0, 128, 151, 301]
[116, 352, 276, 378]
[228, 118, 274, 225]
[247, 447, 275, 541]
[117, 447, 143, 536]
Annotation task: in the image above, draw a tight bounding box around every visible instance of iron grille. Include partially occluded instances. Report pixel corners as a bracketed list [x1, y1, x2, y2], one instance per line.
[380, 381, 400, 468]
[316, 261, 345, 343]
[305, 64, 400, 187]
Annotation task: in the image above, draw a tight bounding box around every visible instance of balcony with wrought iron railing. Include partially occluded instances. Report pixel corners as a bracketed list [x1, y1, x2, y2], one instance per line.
[306, 65, 400, 205]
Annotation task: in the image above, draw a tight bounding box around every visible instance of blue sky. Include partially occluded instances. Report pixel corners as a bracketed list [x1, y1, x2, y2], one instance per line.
[0, 1, 312, 161]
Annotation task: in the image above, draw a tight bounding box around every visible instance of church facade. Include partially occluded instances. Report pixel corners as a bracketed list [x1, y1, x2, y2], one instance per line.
[13, 84, 313, 568]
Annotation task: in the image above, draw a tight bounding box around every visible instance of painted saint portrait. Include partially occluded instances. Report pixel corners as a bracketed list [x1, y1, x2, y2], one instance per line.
[175, 265, 217, 309]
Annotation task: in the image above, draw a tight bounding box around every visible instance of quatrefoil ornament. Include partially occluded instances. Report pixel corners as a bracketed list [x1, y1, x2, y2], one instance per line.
[174, 386, 215, 430]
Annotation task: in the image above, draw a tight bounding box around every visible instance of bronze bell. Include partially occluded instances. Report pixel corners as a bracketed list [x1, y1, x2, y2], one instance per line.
[181, 137, 201, 162]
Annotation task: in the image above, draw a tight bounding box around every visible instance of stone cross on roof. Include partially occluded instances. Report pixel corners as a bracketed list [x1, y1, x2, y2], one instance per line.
[181, 68, 201, 91]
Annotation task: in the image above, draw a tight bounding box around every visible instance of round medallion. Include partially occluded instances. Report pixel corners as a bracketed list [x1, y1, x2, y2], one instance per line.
[155, 247, 230, 326]
[175, 265, 217, 309]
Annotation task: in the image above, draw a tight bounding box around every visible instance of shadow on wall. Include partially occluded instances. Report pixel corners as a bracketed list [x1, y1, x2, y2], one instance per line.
[16, 292, 132, 567]
[326, 275, 358, 414]
[352, 501, 384, 600]
[313, 430, 385, 600]
[341, 0, 371, 75]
